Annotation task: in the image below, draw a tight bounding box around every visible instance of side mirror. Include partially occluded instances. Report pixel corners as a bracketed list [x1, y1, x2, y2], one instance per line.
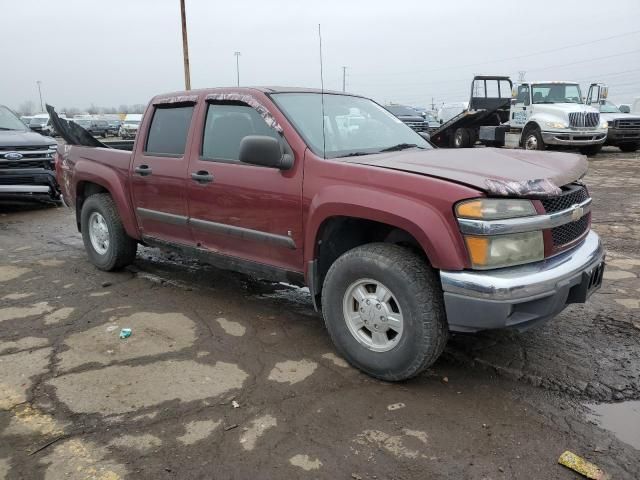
[619, 105, 630, 114]
[239, 135, 292, 170]
[510, 98, 517, 106]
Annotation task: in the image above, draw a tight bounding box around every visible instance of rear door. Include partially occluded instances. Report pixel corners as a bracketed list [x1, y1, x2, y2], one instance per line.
[130, 100, 198, 245]
[186, 98, 303, 273]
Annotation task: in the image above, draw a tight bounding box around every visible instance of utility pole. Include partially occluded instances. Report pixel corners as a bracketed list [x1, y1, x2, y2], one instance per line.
[234, 52, 241, 87]
[36, 81, 43, 112]
[342, 66, 347, 92]
[179, 0, 191, 90]
[431, 97, 435, 111]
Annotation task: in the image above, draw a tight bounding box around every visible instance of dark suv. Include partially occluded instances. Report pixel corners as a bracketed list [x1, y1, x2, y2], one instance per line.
[384, 104, 430, 133]
[0, 105, 60, 202]
[71, 118, 109, 138]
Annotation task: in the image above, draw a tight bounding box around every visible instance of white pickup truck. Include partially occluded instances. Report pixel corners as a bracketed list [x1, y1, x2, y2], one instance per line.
[430, 77, 608, 156]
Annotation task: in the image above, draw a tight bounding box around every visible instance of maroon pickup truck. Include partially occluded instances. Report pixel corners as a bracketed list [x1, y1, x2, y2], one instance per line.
[53, 87, 605, 381]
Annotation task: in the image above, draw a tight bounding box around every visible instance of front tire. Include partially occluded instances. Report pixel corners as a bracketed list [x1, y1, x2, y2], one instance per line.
[523, 128, 545, 150]
[321, 243, 448, 381]
[619, 143, 639, 153]
[81, 193, 137, 271]
[453, 128, 470, 148]
[579, 144, 603, 156]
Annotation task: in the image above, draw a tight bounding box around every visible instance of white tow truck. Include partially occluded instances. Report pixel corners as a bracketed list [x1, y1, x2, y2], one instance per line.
[430, 77, 608, 155]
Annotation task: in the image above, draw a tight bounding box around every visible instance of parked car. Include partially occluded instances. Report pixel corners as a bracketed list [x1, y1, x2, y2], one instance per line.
[585, 84, 640, 152]
[119, 114, 143, 139]
[20, 115, 33, 126]
[0, 105, 60, 202]
[107, 119, 122, 136]
[52, 87, 604, 381]
[71, 118, 109, 138]
[28, 114, 50, 133]
[385, 104, 429, 132]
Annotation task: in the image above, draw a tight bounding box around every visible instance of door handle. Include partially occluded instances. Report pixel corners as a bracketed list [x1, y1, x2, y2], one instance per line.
[134, 165, 152, 176]
[191, 170, 214, 184]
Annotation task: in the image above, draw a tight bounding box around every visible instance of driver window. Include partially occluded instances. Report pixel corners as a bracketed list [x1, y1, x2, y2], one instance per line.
[201, 103, 280, 162]
[516, 85, 530, 106]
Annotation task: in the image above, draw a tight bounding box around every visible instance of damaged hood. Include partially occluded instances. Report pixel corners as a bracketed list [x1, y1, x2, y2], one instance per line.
[343, 147, 588, 197]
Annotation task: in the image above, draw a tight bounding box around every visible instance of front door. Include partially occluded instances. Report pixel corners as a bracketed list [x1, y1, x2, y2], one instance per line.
[186, 100, 303, 273]
[510, 84, 531, 128]
[130, 102, 197, 245]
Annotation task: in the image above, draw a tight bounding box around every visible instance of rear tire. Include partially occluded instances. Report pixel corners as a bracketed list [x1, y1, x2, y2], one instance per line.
[619, 143, 639, 153]
[81, 193, 137, 271]
[523, 127, 545, 150]
[579, 144, 603, 156]
[321, 243, 448, 381]
[453, 128, 470, 148]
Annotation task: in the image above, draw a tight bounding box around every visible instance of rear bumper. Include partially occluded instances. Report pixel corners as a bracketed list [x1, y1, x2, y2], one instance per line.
[541, 130, 606, 146]
[440, 231, 605, 332]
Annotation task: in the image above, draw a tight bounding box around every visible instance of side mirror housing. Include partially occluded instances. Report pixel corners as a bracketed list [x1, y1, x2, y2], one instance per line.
[619, 105, 630, 114]
[239, 135, 291, 170]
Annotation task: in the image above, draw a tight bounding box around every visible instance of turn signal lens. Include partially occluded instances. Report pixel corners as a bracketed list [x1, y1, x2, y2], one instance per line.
[464, 231, 544, 269]
[456, 198, 536, 220]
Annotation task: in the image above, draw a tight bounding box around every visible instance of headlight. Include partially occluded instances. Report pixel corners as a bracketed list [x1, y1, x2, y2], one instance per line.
[600, 120, 608, 129]
[464, 231, 544, 269]
[455, 198, 537, 220]
[544, 121, 568, 129]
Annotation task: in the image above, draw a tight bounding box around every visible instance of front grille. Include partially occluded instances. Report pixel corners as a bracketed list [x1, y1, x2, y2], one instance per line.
[568, 112, 599, 128]
[551, 214, 589, 247]
[0, 160, 53, 170]
[613, 118, 640, 129]
[0, 145, 50, 152]
[540, 184, 589, 213]
[0, 176, 39, 185]
[403, 121, 429, 132]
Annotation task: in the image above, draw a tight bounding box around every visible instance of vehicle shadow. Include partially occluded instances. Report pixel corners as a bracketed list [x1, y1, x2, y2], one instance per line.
[0, 199, 59, 215]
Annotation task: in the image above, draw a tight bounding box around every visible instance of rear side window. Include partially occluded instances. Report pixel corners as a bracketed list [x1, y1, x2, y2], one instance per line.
[201, 103, 280, 161]
[145, 106, 194, 156]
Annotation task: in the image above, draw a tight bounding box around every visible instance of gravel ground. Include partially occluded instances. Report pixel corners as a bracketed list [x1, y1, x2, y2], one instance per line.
[0, 147, 638, 479]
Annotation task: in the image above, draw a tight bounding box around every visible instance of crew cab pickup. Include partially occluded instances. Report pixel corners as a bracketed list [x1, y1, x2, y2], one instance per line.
[53, 87, 605, 381]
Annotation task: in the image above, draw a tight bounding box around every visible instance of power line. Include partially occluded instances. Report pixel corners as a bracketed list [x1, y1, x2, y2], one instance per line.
[350, 29, 640, 78]
[528, 49, 640, 72]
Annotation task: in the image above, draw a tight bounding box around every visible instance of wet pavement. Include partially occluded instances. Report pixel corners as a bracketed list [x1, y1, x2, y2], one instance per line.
[0, 147, 639, 479]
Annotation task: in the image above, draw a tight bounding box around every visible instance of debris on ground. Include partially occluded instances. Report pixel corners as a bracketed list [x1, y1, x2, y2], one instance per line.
[119, 328, 132, 339]
[387, 403, 406, 411]
[558, 451, 610, 479]
[224, 424, 238, 431]
[101, 281, 112, 288]
[232, 400, 240, 408]
[442, 376, 449, 383]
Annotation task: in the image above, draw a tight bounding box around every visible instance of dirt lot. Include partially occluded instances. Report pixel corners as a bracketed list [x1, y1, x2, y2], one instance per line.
[0, 147, 638, 479]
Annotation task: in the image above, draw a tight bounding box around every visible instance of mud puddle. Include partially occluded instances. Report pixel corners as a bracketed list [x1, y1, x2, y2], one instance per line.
[586, 400, 640, 450]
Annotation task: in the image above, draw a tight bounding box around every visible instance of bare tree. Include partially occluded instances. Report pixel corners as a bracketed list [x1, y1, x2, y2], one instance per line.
[87, 103, 99, 115]
[118, 105, 130, 114]
[16, 100, 35, 116]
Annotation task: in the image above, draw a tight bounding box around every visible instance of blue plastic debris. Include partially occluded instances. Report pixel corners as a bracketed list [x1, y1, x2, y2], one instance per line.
[119, 328, 132, 339]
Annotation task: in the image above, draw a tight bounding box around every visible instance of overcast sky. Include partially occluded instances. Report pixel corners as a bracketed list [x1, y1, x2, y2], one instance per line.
[2, 0, 639, 112]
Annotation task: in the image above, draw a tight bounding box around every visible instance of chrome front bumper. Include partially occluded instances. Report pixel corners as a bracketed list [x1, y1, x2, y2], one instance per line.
[541, 130, 606, 146]
[440, 231, 605, 332]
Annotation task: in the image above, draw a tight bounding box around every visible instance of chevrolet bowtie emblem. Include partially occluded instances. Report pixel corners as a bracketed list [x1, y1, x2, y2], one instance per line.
[571, 204, 584, 222]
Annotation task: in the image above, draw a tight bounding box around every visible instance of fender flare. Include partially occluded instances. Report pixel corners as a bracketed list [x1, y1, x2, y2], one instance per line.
[304, 185, 469, 271]
[73, 160, 140, 239]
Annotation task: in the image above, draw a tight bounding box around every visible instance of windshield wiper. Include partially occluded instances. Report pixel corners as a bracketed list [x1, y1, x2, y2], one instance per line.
[0, 127, 20, 131]
[338, 151, 372, 158]
[379, 143, 422, 152]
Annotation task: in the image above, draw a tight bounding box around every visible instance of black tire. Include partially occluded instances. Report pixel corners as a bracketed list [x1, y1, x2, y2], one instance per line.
[453, 128, 470, 148]
[619, 143, 639, 153]
[522, 127, 545, 150]
[321, 243, 448, 381]
[466, 128, 477, 146]
[579, 144, 603, 156]
[81, 193, 137, 271]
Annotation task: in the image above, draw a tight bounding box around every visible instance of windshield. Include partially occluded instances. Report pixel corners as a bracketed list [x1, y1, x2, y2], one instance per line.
[271, 93, 430, 158]
[532, 83, 582, 104]
[30, 117, 49, 125]
[0, 106, 28, 131]
[599, 101, 621, 113]
[385, 105, 420, 116]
